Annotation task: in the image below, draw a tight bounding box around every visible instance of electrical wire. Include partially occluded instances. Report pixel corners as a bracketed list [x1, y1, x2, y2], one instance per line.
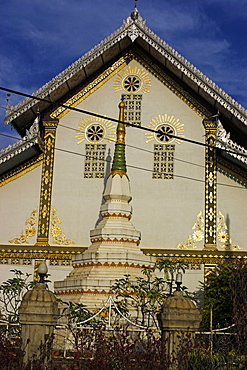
[0, 133, 21, 140]
[0, 87, 246, 189]
[0, 131, 245, 189]
[58, 123, 205, 169]
[54, 146, 246, 190]
[1, 86, 247, 159]
[0, 105, 13, 112]
[0, 130, 203, 171]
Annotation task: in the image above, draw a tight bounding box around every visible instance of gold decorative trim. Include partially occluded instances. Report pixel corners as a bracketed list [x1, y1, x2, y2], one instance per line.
[76, 116, 116, 144]
[0, 155, 43, 187]
[146, 114, 185, 144]
[203, 119, 217, 249]
[9, 205, 77, 247]
[142, 248, 247, 265]
[0, 245, 85, 260]
[56, 289, 114, 296]
[90, 237, 140, 245]
[176, 212, 204, 249]
[74, 261, 145, 268]
[217, 211, 240, 250]
[131, 48, 212, 119]
[35, 239, 50, 247]
[113, 65, 151, 94]
[0, 257, 33, 266]
[176, 211, 240, 251]
[51, 56, 130, 119]
[101, 212, 131, 220]
[9, 208, 38, 244]
[203, 245, 218, 251]
[50, 207, 76, 245]
[110, 170, 129, 178]
[50, 46, 212, 123]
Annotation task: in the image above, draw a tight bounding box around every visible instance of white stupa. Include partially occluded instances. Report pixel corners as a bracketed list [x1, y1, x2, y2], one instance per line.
[54, 99, 155, 309]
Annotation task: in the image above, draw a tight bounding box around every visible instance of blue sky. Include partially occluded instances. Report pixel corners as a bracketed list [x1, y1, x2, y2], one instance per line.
[1, 0, 247, 149]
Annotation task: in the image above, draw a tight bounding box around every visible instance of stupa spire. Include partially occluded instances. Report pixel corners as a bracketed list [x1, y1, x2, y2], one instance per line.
[111, 98, 127, 175]
[54, 97, 155, 306]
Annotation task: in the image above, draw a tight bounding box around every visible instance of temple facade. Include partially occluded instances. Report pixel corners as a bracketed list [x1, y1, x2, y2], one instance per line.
[0, 8, 247, 298]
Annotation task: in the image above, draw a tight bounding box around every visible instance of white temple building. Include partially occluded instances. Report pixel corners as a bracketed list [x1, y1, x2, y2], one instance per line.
[0, 7, 246, 299]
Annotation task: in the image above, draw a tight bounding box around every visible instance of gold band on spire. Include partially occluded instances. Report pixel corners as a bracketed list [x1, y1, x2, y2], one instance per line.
[116, 99, 126, 145]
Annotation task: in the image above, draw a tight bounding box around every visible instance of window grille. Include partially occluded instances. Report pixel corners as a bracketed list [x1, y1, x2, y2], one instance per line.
[153, 144, 175, 179]
[84, 144, 106, 178]
[121, 94, 142, 126]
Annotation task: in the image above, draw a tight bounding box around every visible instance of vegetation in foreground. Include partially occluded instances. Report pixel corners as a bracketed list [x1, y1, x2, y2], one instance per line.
[1, 260, 247, 368]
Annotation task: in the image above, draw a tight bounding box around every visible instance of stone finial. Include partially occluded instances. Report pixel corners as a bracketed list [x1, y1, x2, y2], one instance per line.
[38, 260, 48, 283]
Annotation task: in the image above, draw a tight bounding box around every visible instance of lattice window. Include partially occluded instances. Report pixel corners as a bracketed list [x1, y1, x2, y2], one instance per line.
[153, 144, 175, 179]
[84, 144, 106, 178]
[122, 94, 142, 126]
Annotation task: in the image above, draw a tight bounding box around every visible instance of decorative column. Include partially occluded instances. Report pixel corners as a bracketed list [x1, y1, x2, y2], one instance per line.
[35, 119, 59, 246]
[158, 291, 201, 363]
[19, 261, 59, 362]
[203, 119, 217, 250]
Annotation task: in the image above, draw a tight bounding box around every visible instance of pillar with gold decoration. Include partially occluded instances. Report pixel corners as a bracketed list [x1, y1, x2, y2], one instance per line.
[35, 118, 59, 247]
[203, 119, 217, 250]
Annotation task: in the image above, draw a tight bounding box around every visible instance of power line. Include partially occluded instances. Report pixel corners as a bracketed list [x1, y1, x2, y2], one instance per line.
[0, 87, 246, 188]
[54, 146, 246, 190]
[0, 105, 13, 112]
[0, 130, 202, 168]
[1, 86, 247, 159]
[58, 123, 205, 169]
[0, 131, 245, 189]
[0, 131, 205, 173]
[0, 133, 21, 140]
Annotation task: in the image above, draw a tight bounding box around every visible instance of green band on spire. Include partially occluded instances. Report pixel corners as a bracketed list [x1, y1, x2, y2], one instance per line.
[111, 99, 127, 175]
[111, 143, 126, 172]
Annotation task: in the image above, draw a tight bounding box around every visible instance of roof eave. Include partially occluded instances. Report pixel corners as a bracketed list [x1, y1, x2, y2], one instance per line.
[5, 11, 247, 138]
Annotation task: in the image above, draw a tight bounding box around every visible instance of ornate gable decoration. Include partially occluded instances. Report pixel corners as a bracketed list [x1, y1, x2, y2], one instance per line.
[217, 120, 247, 166]
[0, 117, 41, 166]
[5, 8, 247, 130]
[176, 211, 241, 251]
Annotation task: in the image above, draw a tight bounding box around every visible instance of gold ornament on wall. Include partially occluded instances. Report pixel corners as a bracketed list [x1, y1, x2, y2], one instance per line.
[176, 211, 241, 250]
[9, 207, 76, 246]
[76, 116, 115, 144]
[9, 208, 38, 244]
[50, 208, 76, 245]
[51, 56, 129, 119]
[146, 114, 185, 144]
[114, 65, 151, 94]
[217, 211, 240, 250]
